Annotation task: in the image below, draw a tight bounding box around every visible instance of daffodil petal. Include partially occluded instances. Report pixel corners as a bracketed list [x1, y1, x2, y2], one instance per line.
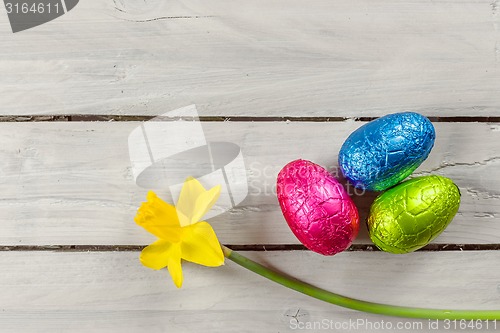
[135, 191, 182, 242]
[181, 221, 224, 267]
[176, 177, 221, 226]
[175, 210, 190, 229]
[167, 246, 183, 288]
[140, 239, 175, 270]
[192, 185, 221, 224]
[176, 177, 205, 226]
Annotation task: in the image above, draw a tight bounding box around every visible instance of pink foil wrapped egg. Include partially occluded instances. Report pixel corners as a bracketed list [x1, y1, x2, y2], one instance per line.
[276, 159, 360, 255]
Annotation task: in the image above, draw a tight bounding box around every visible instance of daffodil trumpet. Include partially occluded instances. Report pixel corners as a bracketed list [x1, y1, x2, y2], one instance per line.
[135, 177, 500, 320]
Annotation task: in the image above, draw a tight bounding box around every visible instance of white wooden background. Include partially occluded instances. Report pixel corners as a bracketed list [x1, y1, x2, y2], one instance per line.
[1, 1, 500, 332]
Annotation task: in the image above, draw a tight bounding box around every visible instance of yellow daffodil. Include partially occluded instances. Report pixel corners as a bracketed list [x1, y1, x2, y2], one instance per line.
[135, 177, 224, 288]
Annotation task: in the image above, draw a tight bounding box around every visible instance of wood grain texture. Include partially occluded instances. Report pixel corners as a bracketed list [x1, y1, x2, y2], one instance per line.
[1, 1, 499, 331]
[0, 0, 499, 117]
[0, 251, 498, 332]
[1, 121, 499, 245]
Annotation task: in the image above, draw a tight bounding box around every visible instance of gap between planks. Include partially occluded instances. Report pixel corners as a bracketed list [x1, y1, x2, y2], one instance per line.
[2, 244, 500, 252]
[2, 115, 500, 122]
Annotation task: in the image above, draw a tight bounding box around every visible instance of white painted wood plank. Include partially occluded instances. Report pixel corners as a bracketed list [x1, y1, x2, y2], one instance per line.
[0, 251, 499, 332]
[0, 1, 499, 116]
[1, 121, 499, 245]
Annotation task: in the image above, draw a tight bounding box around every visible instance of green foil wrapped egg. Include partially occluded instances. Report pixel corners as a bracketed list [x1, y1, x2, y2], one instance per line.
[367, 175, 461, 254]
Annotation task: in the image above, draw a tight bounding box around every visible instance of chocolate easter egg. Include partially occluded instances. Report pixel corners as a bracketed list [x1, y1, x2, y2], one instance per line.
[339, 112, 435, 191]
[367, 175, 461, 254]
[277, 159, 359, 255]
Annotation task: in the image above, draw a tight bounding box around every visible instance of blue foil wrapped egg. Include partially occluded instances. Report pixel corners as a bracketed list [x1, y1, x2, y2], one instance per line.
[339, 112, 435, 191]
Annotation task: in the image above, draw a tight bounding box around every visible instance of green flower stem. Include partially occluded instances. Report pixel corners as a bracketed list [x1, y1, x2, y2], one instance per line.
[221, 245, 500, 320]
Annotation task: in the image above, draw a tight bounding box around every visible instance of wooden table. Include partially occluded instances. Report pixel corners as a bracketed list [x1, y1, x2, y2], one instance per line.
[1, 1, 500, 332]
